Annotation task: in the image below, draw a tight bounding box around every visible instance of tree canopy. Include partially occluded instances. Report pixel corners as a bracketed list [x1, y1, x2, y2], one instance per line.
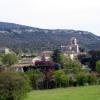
[52, 49, 66, 67]
[64, 60, 81, 74]
[96, 60, 100, 73]
[2, 53, 18, 67]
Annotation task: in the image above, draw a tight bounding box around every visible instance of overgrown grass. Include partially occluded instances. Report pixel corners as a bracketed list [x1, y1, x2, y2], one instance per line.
[24, 85, 100, 100]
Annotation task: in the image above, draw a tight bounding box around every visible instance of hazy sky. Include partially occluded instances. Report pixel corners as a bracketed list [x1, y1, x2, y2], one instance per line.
[0, 0, 100, 36]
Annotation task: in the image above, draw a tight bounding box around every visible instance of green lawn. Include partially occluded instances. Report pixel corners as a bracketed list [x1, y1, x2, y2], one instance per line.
[24, 85, 100, 100]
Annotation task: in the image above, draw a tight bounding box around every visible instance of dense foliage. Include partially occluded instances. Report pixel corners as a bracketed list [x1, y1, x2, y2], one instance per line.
[52, 49, 65, 66]
[25, 69, 44, 89]
[2, 53, 18, 67]
[64, 60, 81, 74]
[0, 72, 31, 100]
[23, 50, 100, 89]
[76, 72, 97, 86]
[96, 60, 100, 73]
[54, 70, 69, 87]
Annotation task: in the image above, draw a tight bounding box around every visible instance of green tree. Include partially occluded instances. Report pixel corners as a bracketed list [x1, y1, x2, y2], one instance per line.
[2, 53, 18, 67]
[52, 49, 66, 67]
[64, 60, 81, 74]
[0, 72, 31, 100]
[59, 53, 67, 67]
[76, 72, 88, 86]
[52, 49, 61, 63]
[87, 74, 97, 85]
[25, 69, 44, 89]
[54, 70, 69, 87]
[96, 60, 100, 73]
[76, 72, 97, 86]
[89, 50, 100, 58]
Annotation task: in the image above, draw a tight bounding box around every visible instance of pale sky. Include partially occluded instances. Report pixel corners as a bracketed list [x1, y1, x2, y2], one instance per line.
[0, 0, 100, 36]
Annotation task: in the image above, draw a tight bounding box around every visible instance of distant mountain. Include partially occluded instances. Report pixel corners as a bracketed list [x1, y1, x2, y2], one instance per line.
[0, 22, 33, 30]
[0, 22, 100, 53]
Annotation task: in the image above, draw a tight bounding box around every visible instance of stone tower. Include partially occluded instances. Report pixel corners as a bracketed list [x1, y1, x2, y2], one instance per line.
[70, 37, 79, 53]
[71, 37, 78, 45]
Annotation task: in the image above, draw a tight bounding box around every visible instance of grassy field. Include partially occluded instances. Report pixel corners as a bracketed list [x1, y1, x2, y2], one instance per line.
[24, 85, 100, 100]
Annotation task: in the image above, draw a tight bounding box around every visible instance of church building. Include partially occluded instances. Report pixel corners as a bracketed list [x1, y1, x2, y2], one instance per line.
[61, 37, 80, 53]
[61, 37, 80, 60]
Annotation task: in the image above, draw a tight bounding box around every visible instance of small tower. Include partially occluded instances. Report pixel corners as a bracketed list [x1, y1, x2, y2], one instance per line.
[70, 37, 79, 53]
[71, 37, 78, 46]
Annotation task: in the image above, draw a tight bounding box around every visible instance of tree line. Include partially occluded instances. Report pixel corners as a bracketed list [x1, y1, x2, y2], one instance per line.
[0, 50, 100, 100]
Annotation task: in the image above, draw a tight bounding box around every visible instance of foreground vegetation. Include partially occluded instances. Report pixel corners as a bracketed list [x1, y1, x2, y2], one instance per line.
[0, 50, 100, 100]
[0, 72, 31, 100]
[24, 85, 100, 100]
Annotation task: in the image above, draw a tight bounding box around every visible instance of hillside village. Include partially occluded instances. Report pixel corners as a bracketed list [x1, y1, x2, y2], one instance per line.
[0, 36, 100, 100]
[0, 37, 98, 67]
[0, 0, 100, 99]
[0, 37, 100, 74]
[0, 37, 83, 70]
[1, 0, 100, 99]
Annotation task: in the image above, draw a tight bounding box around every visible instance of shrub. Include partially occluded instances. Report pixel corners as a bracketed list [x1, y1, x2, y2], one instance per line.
[76, 72, 88, 86]
[68, 75, 77, 87]
[54, 70, 69, 87]
[64, 60, 81, 74]
[2, 53, 18, 67]
[25, 69, 44, 89]
[96, 60, 100, 73]
[76, 72, 97, 86]
[0, 72, 31, 100]
[87, 74, 97, 85]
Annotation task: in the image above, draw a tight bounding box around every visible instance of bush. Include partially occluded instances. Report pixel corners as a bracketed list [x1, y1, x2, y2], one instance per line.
[68, 75, 77, 87]
[76, 72, 88, 86]
[64, 60, 81, 74]
[2, 53, 18, 67]
[87, 74, 97, 85]
[76, 72, 97, 86]
[0, 72, 31, 100]
[96, 60, 100, 73]
[54, 70, 69, 87]
[25, 69, 44, 89]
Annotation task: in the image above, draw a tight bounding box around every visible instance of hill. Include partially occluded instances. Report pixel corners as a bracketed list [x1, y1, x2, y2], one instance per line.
[0, 22, 100, 52]
[24, 85, 100, 100]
